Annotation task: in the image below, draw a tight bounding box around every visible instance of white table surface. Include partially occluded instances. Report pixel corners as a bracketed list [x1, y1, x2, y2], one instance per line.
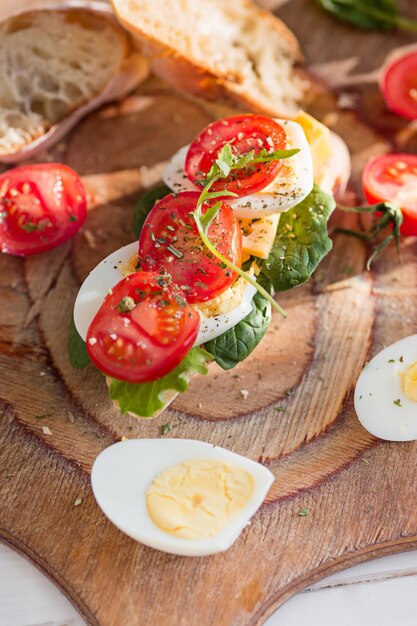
[1, 541, 417, 626]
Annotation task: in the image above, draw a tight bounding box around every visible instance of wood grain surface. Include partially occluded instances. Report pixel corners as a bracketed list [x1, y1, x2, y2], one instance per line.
[1, 1, 417, 625]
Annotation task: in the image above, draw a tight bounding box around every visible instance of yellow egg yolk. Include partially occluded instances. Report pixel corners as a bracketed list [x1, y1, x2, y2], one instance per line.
[146, 458, 255, 539]
[403, 361, 417, 402]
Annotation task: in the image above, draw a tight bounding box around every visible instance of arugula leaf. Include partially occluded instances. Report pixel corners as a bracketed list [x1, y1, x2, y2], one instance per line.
[205, 292, 271, 370]
[132, 184, 171, 237]
[316, 0, 417, 33]
[68, 317, 90, 369]
[108, 347, 213, 418]
[260, 185, 335, 292]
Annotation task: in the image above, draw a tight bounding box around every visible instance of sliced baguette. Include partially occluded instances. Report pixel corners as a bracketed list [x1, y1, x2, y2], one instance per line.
[111, 0, 307, 118]
[0, 1, 149, 162]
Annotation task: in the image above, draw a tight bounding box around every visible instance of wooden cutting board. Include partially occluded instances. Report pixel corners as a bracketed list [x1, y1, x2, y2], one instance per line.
[1, 1, 417, 625]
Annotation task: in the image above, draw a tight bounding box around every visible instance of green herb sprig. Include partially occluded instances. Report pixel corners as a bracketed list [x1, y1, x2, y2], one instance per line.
[316, 0, 417, 33]
[336, 201, 403, 269]
[193, 143, 299, 317]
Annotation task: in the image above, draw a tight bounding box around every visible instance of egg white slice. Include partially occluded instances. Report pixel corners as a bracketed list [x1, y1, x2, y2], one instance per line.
[163, 120, 314, 218]
[194, 277, 257, 346]
[354, 334, 417, 441]
[91, 438, 274, 556]
[73, 242, 139, 342]
[74, 242, 257, 347]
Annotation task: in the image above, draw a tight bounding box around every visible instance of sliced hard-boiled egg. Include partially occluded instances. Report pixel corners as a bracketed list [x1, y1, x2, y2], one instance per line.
[163, 120, 314, 218]
[91, 438, 274, 556]
[194, 271, 257, 346]
[74, 242, 257, 347]
[73, 242, 138, 342]
[354, 334, 417, 441]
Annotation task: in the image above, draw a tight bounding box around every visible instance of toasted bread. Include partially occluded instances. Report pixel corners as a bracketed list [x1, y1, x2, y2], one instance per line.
[111, 0, 307, 118]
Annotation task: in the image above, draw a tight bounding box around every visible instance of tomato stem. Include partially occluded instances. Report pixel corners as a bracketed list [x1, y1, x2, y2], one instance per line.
[336, 201, 403, 269]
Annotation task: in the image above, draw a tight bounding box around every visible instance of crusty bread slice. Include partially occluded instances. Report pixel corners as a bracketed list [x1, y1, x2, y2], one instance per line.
[0, 3, 149, 161]
[111, 0, 307, 118]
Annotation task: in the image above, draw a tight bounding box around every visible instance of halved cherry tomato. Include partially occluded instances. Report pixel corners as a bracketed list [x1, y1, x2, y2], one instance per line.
[380, 50, 417, 121]
[138, 191, 242, 303]
[86, 271, 200, 383]
[0, 164, 86, 256]
[185, 114, 287, 197]
[362, 154, 417, 236]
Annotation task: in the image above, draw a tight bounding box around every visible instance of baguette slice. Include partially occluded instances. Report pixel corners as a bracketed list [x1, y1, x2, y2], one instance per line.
[0, 1, 149, 163]
[111, 0, 307, 118]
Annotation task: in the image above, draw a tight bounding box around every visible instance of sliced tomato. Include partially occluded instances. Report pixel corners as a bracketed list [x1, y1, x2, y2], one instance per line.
[0, 163, 86, 256]
[185, 114, 287, 197]
[362, 154, 417, 236]
[86, 271, 200, 383]
[380, 50, 417, 121]
[138, 191, 242, 303]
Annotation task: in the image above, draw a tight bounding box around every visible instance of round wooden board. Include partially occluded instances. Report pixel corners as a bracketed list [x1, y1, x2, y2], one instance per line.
[1, 1, 417, 625]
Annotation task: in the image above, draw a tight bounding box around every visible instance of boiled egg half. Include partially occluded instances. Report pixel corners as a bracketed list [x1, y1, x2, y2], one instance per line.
[73, 242, 257, 347]
[354, 334, 417, 441]
[91, 438, 274, 556]
[163, 120, 314, 218]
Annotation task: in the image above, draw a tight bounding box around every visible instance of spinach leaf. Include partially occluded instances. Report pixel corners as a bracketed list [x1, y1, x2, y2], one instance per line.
[132, 184, 171, 237]
[316, 0, 417, 33]
[260, 185, 335, 292]
[205, 292, 271, 370]
[68, 317, 90, 369]
[109, 347, 213, 418]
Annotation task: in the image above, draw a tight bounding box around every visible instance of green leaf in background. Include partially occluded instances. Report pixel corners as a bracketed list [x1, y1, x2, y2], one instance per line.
[316, 0, 417, 33]
[132, 184, 171, 238]
[68, 317, 90, 369]
[260, 185, 335, 292]
[205, 292, 271, 370]
[109, 347, 214, 418]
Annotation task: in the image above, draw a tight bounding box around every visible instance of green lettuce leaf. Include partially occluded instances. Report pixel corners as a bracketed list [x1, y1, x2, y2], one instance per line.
[205, 292, 271, 370]
[67, 317, 90, 369]
[132, 184, 171, 237]
[109, 347, 214, 418]
[260, 185, 335, 292]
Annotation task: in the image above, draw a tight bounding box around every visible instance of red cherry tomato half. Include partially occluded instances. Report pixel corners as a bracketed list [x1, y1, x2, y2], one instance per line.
[0, 163, 87, 256]
[380, 50, 417, 121]
[138, 191, 242, 303]
[362, 154, 417, 236]
[185, 114, 287, 197]
[86, 271, 200, 383]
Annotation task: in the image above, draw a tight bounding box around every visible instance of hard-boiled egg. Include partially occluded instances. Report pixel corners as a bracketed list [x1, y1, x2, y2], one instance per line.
[91, 438, 274, 556]
[194, 270, 257, 345]
[163, 120, 314, 218]
[73, 242, 257, 347]
[73, 242, 138, 342]
[354, 334, 417, 441]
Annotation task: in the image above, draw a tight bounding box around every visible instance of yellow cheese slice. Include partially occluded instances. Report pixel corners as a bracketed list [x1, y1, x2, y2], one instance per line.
[294, 111, 332, 180]
[240, 213, 280, 261]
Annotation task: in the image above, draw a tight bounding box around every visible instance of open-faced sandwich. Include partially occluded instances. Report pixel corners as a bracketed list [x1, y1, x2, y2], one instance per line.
[71, 110, 351, 418]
